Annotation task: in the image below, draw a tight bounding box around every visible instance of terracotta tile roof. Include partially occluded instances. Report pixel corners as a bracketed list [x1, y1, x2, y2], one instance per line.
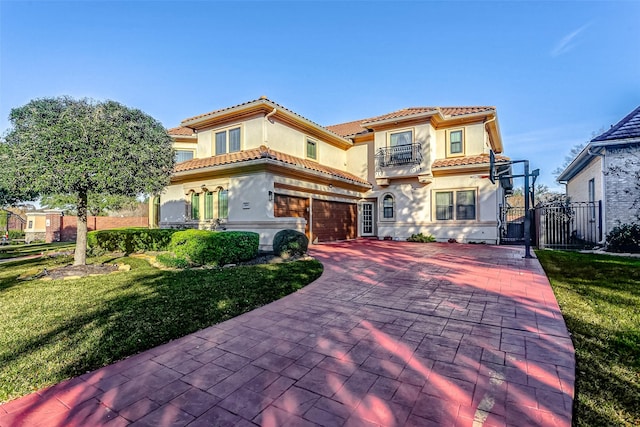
[327, 107, 496, 137]
[167, 126, 195, 136]
[174, 146, 371, 187]
[181, 97, 347, 140]
[325, 120, 370, 138]
[432, 154, 509, 168]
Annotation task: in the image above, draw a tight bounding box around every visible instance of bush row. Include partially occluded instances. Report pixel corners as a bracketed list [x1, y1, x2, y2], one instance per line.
[88, 228, 178, 254]
[88, 228, 260, 267]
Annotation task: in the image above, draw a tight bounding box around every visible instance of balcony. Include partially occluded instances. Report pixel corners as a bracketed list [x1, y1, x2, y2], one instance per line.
[375, 143, 422, 168]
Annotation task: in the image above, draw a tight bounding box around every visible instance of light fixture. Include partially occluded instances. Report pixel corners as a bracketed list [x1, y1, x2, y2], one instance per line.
[268, 190, 273, 201]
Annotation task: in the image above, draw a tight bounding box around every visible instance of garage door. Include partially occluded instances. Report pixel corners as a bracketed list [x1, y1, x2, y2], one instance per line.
[274, 194, 310, 237]
[312, 200, 357, 242]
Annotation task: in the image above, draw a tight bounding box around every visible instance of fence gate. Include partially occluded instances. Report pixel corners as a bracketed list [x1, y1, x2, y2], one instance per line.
[535, 201, 602, 250]
[499, 205, 527, 245]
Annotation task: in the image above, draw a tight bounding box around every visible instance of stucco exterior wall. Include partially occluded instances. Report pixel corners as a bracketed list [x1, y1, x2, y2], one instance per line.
[435, 122, 487, 159]
[366, 174, 499, 243]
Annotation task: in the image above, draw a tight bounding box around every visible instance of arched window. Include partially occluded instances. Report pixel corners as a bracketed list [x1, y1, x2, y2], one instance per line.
[383, 194, 394, 219]
[218, 189, 228, 219]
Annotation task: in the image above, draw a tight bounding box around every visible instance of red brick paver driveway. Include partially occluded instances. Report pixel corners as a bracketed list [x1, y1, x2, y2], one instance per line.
[0, 241, 574, 427]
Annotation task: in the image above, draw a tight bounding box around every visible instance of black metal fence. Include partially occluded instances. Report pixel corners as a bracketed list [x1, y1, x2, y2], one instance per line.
[375, 143, 423, 167]
[535, 201, 602, 250]
[499, 205, 526, 244]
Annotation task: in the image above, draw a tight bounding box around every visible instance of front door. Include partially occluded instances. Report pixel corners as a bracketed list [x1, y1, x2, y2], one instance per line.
[361, 202, 375, 237]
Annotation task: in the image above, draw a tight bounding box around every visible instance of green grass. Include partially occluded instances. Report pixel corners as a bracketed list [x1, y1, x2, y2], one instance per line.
[0, 242, 75, 259]
[536, 250, 640, 426]
[0, 254, 323, 403]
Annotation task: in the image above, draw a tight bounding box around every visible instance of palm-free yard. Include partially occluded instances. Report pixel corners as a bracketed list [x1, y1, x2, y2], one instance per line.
[0, 253, 323, 404]
[536, 250, 640, 426]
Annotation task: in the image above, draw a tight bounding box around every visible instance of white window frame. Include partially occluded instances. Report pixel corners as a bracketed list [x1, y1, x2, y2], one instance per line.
[434, 188, 477, 221]
[214, 125, 242, 155]
[387, 128, 414, 148]
[174, 149, 195, 163]
[380, 193, 396, 221]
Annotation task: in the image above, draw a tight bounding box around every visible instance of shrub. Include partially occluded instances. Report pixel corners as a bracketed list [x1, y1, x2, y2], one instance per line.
[273, 229, 309, 257]
[606, 223, 640, 253]
[87, 228, 179, 254]
[168, 229, 259, 266]
[8, 230, 25, 240]
[155, 253, 190, 269]
[407, 233, 436, 243]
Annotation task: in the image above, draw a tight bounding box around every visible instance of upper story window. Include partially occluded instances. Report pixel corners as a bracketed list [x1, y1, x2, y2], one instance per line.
[215, 127, 241, 155]
[447, 129, 464, 157]
[435, 189, 476, 221]
[306, 139, 317, 160]
[375, 129, 420, 167]
[390, 130, 412, 148]
[175, 150, 194, 163]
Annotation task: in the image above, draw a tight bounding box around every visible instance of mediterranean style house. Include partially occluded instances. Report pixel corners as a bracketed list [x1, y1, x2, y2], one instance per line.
[152, 97, 511, 249]
[558, 105, 640, 238]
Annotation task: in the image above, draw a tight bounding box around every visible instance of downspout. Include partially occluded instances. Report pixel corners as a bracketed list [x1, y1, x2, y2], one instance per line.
[264, 107, 277, 146]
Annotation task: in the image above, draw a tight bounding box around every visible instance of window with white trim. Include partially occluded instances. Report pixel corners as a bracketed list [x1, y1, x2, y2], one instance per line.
[175, 150, 194, 163]
[382, 194, 395, 219]
[215, 127, 241, 155]
[435, 189, 476, 220]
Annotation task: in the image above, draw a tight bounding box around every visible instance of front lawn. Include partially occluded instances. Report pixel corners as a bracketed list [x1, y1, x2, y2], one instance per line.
[0, 253, 323, 404]
[536, 250, 640, 426]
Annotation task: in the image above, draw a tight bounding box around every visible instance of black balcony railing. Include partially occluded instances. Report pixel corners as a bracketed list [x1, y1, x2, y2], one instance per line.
[375, 143, 422, 167]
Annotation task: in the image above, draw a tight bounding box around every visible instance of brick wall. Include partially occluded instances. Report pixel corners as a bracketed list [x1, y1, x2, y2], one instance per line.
[604, 146, 640, 233]
[45, 213, 149, 243]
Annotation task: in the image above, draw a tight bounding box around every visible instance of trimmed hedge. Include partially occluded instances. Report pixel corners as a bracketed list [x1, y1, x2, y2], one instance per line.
[88, 228, 179, 254]
[273, 229, 309, 257]
[166, 229, 259, 267]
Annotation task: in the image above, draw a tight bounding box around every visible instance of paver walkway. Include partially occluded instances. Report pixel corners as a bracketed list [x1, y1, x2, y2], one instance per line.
[0, 241, 575, 426]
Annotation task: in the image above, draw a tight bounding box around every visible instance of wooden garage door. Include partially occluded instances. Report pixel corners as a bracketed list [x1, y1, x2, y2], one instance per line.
[312, 200, 357, 242]
[274, 194, 310, 237]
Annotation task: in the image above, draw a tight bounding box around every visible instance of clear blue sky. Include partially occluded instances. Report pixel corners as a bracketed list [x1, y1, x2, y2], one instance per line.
[1, 1, 639, 191]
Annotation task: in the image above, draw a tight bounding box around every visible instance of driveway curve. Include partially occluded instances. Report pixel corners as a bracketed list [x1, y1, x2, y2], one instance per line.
[0, 240, 574, 427]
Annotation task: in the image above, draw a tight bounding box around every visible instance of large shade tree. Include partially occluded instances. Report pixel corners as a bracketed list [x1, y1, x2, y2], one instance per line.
[4, 96, 175, 265]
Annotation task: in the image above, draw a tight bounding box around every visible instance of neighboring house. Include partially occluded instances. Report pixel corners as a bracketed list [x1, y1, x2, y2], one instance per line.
[558, 105, 640, 239]
[153, 97, 511, 249]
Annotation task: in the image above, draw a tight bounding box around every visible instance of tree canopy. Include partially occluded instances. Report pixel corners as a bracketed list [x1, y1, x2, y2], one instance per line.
[4, 96, 175, 264]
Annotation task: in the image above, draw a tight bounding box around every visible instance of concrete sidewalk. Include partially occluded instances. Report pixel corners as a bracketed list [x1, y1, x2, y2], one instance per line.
[0, 241, 574, 426]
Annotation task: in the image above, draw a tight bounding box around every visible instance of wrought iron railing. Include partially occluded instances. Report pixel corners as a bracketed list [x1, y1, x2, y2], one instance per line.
[375, 143, 422, 167]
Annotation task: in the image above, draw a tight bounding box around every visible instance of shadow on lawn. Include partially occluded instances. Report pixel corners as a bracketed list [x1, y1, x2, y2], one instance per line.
[1, 242, 582, 426]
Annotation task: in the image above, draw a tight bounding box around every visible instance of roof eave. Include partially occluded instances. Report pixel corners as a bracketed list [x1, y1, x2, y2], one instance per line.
[181, 99, 353, 148]
[362, 111, 438, 127]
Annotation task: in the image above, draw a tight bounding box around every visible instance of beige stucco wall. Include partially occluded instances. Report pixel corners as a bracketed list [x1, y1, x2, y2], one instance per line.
[360, 173, 500, 243]
[435, 122, 488, 159]
[25, 212, 47, 232]
[566, 157, 603, 203]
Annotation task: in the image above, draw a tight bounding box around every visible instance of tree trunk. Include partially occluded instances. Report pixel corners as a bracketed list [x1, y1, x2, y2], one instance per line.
[74, 191, 88, 266]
